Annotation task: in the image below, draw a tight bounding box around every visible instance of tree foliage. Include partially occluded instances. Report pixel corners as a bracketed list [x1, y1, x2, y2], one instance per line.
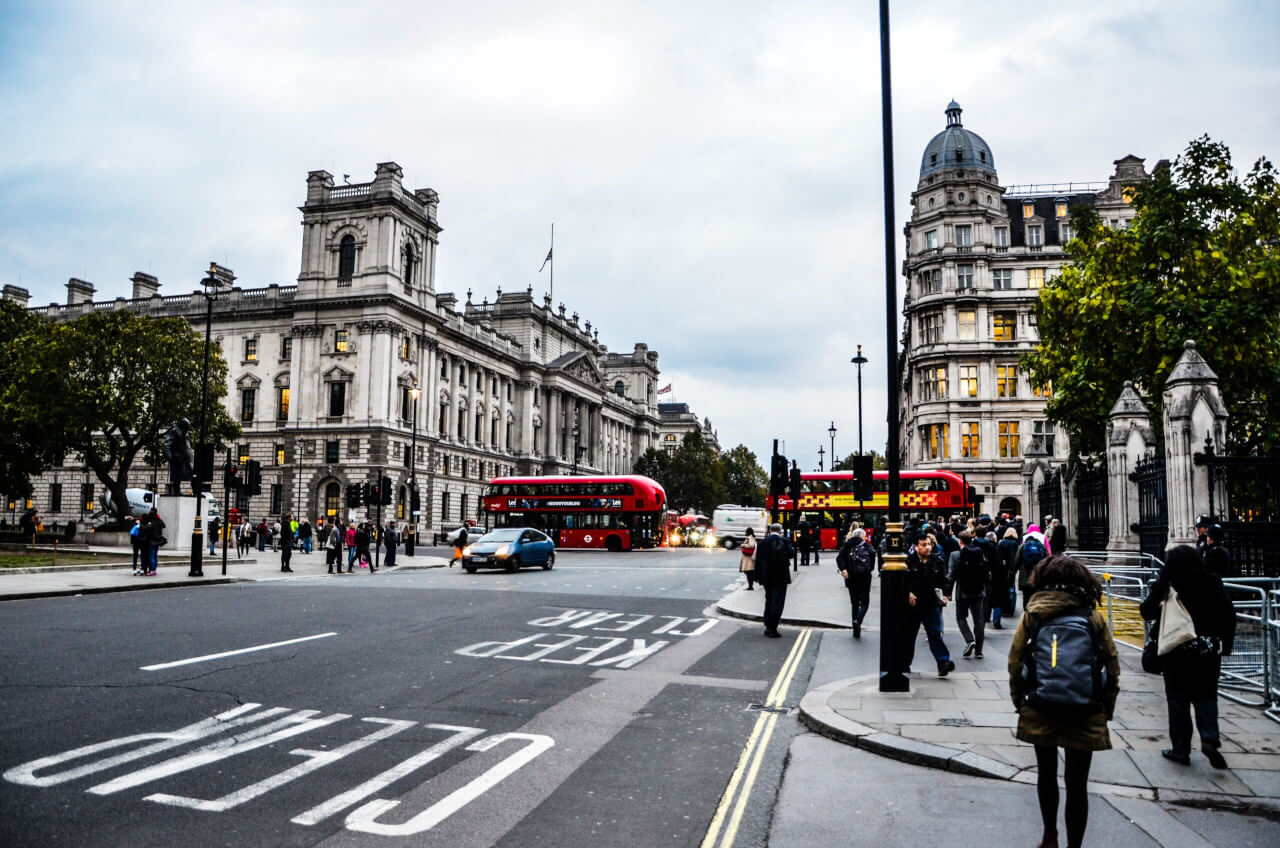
[0, 310, 241, 521]
[0, 301, 47, 498]
[634, 435, 767, 513]
[1024, 137, 1280, 456]
[721, 444, 767, 506]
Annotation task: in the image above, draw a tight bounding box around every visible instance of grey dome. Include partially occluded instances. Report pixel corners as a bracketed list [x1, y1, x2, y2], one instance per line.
[919, 102, 996, 178]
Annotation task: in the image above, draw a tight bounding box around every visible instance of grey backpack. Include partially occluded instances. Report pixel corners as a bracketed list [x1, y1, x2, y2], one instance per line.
[1021, 608, 1105, 716]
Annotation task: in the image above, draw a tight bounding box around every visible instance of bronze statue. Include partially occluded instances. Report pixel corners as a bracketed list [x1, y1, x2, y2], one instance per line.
[162, 418, 195, 495]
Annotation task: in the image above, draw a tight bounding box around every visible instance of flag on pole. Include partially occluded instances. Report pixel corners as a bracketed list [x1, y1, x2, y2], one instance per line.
[538, 248, 553, 273]
[657, 383, 672, 394]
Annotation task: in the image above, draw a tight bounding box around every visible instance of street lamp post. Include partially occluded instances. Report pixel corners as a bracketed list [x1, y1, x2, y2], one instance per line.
[406, 378, 421, 556]
[851, 345, 868, 456]
[828, 421, 838, 467]
[189, 264, 228, 577]
[817, 445, 825, 472]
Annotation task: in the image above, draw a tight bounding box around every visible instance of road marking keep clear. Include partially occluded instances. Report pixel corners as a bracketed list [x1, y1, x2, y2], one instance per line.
[3, 703, 553, 837]
[455, 609, 718, 668]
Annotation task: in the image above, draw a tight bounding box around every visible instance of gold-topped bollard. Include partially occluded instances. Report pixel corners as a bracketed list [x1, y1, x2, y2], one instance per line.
[878, 520, 910, 692]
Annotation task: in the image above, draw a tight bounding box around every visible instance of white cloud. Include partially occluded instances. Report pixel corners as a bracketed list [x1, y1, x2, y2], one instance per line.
[2, 0, 1277, 469]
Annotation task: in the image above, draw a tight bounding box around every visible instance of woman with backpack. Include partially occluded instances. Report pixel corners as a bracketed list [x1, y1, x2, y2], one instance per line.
[1008, 555, 1120, 848]
[1139, 545, 1235, 769]
[1015, 525, 1050, 611]
[739, 527, 757, 590]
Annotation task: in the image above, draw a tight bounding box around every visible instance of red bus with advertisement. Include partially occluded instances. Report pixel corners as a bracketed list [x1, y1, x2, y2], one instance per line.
[766, 469, 975, 550]
[482, 475, 667, 551]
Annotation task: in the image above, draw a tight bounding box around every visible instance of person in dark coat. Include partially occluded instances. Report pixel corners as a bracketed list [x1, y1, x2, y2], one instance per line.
[755, 523, 792, 637]
[837, 527, 875, 638]
[141, 508, 165, 575]
[904, 534, 954, 676]
[1202, 525, 1231, 578]
[1194, 515, 1211, 559]
[1140, 545, 1236, 768]
[1048, 518, 1066, 558]
[1008, 555, 1120, 848]
[383, 521, 399, 569]
[279, 513, 295, 572]
[994, 527, 1020, 626]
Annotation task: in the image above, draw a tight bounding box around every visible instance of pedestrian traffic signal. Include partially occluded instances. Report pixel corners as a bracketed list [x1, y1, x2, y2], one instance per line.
[195, 444, 215, 489]
[410, 487, 421, 513]
[380, 476, 393, 506]
[788, 464, 802, 503]
[852, 455, 874, 501]
[360, 481, 373, 506]
[224, 461, 241, 491]
[770, 453, 788, 496]
[245, 460, 262, 496]
[345, 484, 360, 508]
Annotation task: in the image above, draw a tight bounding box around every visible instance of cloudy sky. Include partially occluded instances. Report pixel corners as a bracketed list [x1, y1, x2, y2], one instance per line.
[3, 0, 1278, 470]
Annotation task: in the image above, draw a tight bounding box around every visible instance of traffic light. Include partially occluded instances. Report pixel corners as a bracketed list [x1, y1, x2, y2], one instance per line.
[245, 460, 263, 496]
[410, 486, 421, 513]
[852, 455, 874, 501]
[788, 463, 803, 503]
[381, 476, 393, 506]
[345, 484, 360, 508]
[195, 444, 215, 491]
[770, 454, 788, 496]
[360, 481, 373, 507]
[223, 460, 241, 491]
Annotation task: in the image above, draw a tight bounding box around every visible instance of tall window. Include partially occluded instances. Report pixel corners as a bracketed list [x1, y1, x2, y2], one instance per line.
[460, 494, 468, 520]
[993, 312, 1016, 341]
[996, 365, 1018, 398]
[957, 264, 974, 288]
[402, 243, 415, 287]
[1027, 268, 1045, 289]
[921, 366, 947, 401]
[280, 336, 292, 361]
[957, 309, 977, 340]
[50, 483, 62, 513]
[994, 226, 1009, 248]
[954, 224, 972, 247]
[1032, 380, 1054, 398]
[1034, 420, 1056, 454]
[400, 336, 411, 360]
[440, 355, 449, 378]
[244, 338, 258, 362]
[458, 363, 466, 383]
[925, 230, 938, 250]
[239, 444, 251, 464]
[491, 417, 499, 446]
[992, 269, 1012, 290]
[1055, 201, 1068, 218]
[1027, 225, 1043, 247]
[998, 422, 1020, 457]
[923, 423, 949, 459]
[270, 483, 283, 515]
[959, 366, 978, 397]
[338, 235, 356, 282]
[325, 482, 340, 517]
[1059, 222, 1074, 242]
[1022, 202, 1034, 219]
[921, 312, 943, 344]
[921, 269, 942, 294]
[457, 408, 466, 439]
[441, 492, 451, 523]
[335, 329, 349, 353]
[81, 483, 94, 513]
[475, 412, 483, 442]
[401, 386, 412, 421]
[275, 444, 285, 466]
[960, 421, 980, 457]
[327, 382, 346, 417]
[325, 440, 339, 463]
[240, 388, 256, 422]
[438, 404, 447, 434]
[276, 387, 290, 421]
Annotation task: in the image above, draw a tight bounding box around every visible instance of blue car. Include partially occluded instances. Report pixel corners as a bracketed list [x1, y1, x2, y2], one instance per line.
[462, 528, 555, 573]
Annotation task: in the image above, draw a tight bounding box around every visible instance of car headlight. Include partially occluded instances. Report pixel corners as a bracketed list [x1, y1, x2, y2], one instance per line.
[463, 545, 473, 557]
[495, 545, 510, 557]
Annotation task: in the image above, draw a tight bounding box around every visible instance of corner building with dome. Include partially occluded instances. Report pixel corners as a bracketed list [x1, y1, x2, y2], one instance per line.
[898, 102, 1152, 519]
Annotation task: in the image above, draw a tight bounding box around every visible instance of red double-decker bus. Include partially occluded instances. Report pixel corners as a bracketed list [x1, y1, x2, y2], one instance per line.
[482, 475, 667, 551]
[766, 470, 975, 550]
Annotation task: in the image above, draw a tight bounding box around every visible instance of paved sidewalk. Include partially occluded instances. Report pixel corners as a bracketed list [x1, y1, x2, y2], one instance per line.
[715, 560, 854, 628]
[0, 546, 449, 601]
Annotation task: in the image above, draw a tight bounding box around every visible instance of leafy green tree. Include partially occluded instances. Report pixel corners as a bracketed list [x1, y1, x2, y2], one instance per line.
[666, 431, 726, 514]
[633, 446, 672, 493]
[0, 310, 241, 522]
[721, 444, 767, 506]
[0, 301, 47, 498]
[1024, 137, 1280, 455]
[832, 451, 887, 471]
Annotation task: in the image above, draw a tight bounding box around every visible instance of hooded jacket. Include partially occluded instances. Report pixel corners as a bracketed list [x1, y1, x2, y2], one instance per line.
[1008, 590, 1120, 751]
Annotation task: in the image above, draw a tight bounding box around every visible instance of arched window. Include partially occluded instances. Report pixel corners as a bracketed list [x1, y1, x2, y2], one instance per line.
[338, 235, 356, 282]
[325, 482, 341, 517]
[614, 380, 625, 395]
[402, 243, 415, 287]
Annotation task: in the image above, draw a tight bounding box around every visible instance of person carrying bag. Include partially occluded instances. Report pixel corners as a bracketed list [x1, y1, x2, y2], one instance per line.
[739, 527, 757, 590]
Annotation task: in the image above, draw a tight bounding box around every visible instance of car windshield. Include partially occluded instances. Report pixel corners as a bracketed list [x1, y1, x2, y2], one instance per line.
[480, 529, 523, 543]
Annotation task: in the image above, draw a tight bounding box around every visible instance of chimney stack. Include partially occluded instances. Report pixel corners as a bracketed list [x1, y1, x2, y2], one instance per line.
[130, 272, 160, 299]
[66, 278, 95, 305]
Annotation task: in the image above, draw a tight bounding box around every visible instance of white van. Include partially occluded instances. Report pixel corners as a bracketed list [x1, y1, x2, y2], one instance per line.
[711, 505, 769, 549]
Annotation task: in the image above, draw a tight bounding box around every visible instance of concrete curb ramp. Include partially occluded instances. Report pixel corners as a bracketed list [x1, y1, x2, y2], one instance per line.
[799, 676, 1280, 814]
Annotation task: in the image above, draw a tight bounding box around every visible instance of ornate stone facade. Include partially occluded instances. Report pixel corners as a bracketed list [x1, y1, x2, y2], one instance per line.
[898, 103, 1149, 517]
[6, 162, 662, 532]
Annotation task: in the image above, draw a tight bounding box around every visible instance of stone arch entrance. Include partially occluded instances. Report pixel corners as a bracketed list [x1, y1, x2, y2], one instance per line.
[998, 496, 1022, 517]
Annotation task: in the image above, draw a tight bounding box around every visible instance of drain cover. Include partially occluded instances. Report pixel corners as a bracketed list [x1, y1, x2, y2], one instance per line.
[937, 717, 974, 727]
[746, 703, 792, 715]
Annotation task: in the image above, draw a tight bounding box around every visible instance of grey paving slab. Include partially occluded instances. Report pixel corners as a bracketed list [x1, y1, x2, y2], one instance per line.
[1234, 769, 1280, 798]
[1129, 749, 1255, 795]
[899, 725, 1018, 746]
[961, 710, 1019, 728]
[1086, 750, 1153, 788]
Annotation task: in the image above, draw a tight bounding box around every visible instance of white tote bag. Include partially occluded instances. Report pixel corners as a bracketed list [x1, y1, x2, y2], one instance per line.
[1157, 585, 1197, 656]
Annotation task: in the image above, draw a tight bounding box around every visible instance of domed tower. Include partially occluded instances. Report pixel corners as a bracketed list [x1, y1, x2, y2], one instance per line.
[899, 102, 1038, 519]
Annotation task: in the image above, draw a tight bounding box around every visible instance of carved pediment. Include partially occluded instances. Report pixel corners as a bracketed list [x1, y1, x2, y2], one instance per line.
[236, 373, 262, 388]
[324, 364, 354, 382]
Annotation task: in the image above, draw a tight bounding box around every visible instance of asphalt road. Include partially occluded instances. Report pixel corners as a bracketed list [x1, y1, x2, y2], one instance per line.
[0, 546, 813, 847]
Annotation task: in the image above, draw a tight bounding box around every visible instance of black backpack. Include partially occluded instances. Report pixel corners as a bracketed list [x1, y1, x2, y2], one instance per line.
[1021, 609, 1105, 716]
[953, 546, 989, 594]
[1021, 536, 1047, 569]
[849, 542, 875, 578]
[836, 540, 853, 572]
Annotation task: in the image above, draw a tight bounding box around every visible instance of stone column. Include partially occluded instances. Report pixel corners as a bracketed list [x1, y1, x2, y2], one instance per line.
[547, 389, 560, 462]
[1105, 381, 1154, 552]
[424, 344, 439, 438]
[518, 381, 535, 458]
[1162, 340, 1229, 548]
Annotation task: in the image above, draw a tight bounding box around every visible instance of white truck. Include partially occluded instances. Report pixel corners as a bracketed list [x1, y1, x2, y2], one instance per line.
[711, 505, 769, 549]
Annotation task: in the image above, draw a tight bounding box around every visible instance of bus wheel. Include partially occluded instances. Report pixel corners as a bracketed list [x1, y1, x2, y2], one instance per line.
[605, 535, 623, 553]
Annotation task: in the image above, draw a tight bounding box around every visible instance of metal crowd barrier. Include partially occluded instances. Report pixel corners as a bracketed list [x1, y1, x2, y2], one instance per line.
[1268, 588, 1280, 724]
[1219, 579, 1273, 709]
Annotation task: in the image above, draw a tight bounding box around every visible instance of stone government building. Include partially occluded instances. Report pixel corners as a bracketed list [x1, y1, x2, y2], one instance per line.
[898, 102, 1152, 518]
[3, 162, 666, 533]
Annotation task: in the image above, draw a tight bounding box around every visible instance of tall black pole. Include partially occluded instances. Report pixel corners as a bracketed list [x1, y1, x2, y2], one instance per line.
[189, 272, 216, 577]
[877, 0, 909, 693]
[407, 385, 419, 556]
[221, 449, 232, 576]
[852, 345, 868, 455]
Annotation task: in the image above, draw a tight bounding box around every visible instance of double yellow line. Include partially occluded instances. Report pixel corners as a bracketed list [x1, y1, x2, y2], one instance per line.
[700, 627, 812, 848]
